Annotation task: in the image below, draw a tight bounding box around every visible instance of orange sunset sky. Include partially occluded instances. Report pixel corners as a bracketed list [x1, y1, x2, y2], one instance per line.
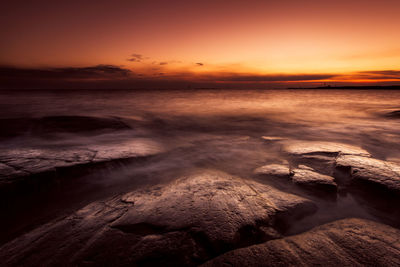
[1, 0, 400, 88]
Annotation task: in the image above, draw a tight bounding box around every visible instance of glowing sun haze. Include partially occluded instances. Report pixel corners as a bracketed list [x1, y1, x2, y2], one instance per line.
[1, 0, 400, 88]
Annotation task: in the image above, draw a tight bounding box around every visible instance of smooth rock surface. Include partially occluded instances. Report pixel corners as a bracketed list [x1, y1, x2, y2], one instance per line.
[203, 218, 400, 267]
[336, 155, 400, 193]
[0, 170, 317, 266]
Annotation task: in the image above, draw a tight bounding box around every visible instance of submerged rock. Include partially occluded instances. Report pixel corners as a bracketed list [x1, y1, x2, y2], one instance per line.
[292, 165, 337, 193]
[0, 170, 317, 266]
[336, 155, 400, 194]
[203, 218, 400, 266]
[0, 163, 27, 179]
[0, 116, 131, 138]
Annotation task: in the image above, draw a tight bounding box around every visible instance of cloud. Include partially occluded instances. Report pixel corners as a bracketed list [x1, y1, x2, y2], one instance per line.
[359, 70, 400, 77]
[196, 63, 204, 66]
[127, 53, 144, 62]
[159, 62, 168, 65]
[212, 73, 337, 82]
[337, 70, 400, 80]
[1, 64, 399, 90]
[0, 65, 132, 80]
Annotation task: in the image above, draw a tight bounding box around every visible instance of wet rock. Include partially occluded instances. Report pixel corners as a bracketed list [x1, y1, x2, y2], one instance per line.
[91, 138, 162, 162]
[253, 163, 291, 178]
[0, 139, 163, 177]
[336, 155, 400, 194]
[282, 141, 370, 175]
[282, 140, 371, 157]
[0, 148, 96, 175]
[0, 197, 131, 266]
[202, 218, 400, 267]
[292, 165, 337, 193]
[0, 139, 164, 197]
[254, 163, 337, 194]
[113, 170, 316, 248]
[0, 170, 317, 266]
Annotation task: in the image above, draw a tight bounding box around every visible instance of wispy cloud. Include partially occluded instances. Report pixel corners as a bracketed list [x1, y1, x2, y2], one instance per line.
[211, 73, 336, 82]
[127, 53, 145, 62]
[359, 70, 400, 77]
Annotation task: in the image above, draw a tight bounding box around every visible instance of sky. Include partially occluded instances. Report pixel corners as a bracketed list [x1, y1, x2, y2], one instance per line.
[1, 0, 400, 89]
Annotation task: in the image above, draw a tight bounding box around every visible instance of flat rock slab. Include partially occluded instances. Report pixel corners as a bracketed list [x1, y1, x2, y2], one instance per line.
[336, 155, 400, 193]
[282, 141, 371, 157]
[202, 218, 400, 266]
[292, 165, 337, 193]
[280, 141, 371, 175]
[254, 164, 337, 194]
[0, 138, 164, 188]
[0, 170, 317, 266]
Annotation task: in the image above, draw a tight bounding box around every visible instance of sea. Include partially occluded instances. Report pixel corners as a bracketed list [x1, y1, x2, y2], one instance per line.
[1, 89, 400, 243]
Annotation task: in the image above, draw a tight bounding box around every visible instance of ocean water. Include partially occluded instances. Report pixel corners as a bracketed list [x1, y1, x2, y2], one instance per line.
[1, 89, 400, 243]
[1, 89, 400, 156]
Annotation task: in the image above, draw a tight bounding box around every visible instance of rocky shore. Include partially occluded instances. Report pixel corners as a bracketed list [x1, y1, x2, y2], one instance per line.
[1, 115, 400, 266]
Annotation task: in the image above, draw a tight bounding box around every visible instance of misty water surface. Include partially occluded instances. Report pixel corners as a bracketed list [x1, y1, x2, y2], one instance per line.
[1, 89, 400, 243]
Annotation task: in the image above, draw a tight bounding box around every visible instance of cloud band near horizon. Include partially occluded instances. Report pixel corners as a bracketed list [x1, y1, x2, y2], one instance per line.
[1, 65, 399, 89]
